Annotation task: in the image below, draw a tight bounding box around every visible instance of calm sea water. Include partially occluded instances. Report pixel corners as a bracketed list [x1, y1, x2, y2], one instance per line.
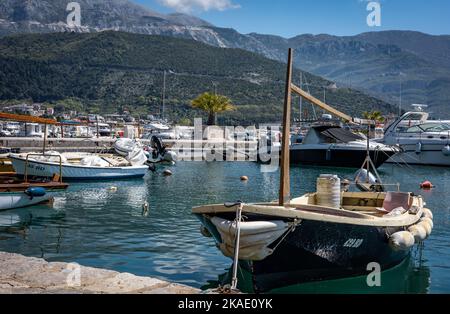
[0, 162, 449, 293]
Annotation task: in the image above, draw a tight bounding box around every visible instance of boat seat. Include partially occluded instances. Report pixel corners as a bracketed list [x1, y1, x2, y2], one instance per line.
[380, 192, 412, 213]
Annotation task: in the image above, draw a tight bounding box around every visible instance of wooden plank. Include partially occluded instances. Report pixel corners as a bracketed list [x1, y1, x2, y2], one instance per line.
[279, 48, 293, 206]
[0, 112, 58, 125]
[290, 84, 355, 123]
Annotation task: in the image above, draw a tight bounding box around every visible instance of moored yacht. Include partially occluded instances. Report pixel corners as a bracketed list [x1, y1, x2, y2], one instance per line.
[290, 123, 398, 168]
[377, 106, 450, 166]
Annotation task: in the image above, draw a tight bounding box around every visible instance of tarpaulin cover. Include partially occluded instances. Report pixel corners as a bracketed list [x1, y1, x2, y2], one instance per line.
[321, 127, 364, 143]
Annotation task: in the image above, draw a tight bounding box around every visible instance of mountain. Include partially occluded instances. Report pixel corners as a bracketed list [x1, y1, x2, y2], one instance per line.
[0, 1, 448, 116]
[258, 32, 450, 116]
[0, 31, 395, 125]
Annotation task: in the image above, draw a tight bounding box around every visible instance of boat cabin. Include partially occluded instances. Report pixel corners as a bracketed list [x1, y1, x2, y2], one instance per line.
[302, 125, 364, 145]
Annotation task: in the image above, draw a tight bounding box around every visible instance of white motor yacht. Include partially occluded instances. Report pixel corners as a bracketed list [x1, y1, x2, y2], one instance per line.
[377, 106, 450, 166]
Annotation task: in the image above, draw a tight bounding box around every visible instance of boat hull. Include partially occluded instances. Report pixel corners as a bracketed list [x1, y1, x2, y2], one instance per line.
[289, 147, 396, 168]
[10, 156, 148, 181]
[386, 147, 450, 166]
[0, 192, 54, 211]
[197, 214, 409, 293]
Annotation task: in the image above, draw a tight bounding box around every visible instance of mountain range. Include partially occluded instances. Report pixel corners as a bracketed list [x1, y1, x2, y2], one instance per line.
[0, 31, 395, 125]
[0, 0, 449, 117]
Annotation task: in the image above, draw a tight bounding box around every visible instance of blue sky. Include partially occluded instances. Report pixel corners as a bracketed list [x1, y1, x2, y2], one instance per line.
[134, 0, 450, 38]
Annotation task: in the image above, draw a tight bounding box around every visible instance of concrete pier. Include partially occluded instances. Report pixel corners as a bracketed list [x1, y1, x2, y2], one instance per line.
[0, 137, 259, 160]
[0, 252, 199, 294]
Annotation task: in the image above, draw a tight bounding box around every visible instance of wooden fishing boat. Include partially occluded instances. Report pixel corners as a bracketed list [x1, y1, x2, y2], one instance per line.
[192, 49, 434, 293]
[9, 152, 150, 181]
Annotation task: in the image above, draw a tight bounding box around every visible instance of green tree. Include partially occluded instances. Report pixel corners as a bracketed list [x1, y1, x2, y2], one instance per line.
[178, 118, 192, 126]
[362, 111, 385, 123]
[191, 92, 235, 126]
[363, 111, 385, 138]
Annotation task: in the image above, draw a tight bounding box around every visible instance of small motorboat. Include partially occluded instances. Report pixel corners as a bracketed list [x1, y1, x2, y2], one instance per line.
[9, 152, 151, 181]
[0, 173, 68, 211]
[193, 49, 434, 293]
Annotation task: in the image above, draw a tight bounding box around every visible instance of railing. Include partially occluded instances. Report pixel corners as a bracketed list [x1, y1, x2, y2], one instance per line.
[24, 153, 63, 184]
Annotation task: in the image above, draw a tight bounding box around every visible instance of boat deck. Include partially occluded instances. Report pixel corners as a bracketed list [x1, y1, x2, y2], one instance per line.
[0, 174, 69, 192]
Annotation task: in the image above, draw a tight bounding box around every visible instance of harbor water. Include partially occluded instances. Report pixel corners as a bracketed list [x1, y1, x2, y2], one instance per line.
[0, 161, 449, 293]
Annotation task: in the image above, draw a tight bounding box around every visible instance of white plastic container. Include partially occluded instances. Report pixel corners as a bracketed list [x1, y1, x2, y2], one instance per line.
[316, 174, 341, 208]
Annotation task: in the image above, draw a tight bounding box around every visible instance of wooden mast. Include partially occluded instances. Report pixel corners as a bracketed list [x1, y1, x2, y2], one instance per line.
[279, 48, 293, 206]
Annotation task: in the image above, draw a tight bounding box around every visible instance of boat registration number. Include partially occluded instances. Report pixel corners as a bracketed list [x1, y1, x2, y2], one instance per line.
[27, 164, 46, 171]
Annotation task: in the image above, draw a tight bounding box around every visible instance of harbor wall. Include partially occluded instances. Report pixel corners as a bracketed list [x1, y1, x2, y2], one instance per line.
[0, 252, 199, 294]
[0, 137, 260, 161]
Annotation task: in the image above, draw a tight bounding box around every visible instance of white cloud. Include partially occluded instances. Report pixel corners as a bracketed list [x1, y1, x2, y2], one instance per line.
[158, 0, 240, 13]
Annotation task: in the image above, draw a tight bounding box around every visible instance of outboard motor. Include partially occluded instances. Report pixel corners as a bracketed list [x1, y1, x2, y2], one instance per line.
[354, 169, 384, 192]
[151, 136, 166, 156]
[147, 136, 177, 164]
[147, 135, 165, 162]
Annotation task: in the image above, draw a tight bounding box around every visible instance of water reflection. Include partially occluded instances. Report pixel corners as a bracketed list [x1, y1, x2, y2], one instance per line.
[205, 250, 431, 294]
[0, 162, 448, 293]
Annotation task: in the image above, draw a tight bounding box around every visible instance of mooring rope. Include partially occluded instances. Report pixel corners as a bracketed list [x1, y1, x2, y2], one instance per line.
[270, 219, 301, 253]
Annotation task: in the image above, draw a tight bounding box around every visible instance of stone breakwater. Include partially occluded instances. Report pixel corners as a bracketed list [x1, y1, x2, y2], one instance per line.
[0, 252, 199, 294]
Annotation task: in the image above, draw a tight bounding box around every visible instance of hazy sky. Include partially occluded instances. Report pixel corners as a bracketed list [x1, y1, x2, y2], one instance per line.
[134, 0, 450, 37]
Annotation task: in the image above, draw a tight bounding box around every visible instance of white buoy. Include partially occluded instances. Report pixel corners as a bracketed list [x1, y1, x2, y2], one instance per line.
[163, 170, 173, 176]
[389, 231, 415, 251]
[408, 225, 427, 242]
[108, 186, 118, 192]
[240, 176, 249, 181]
[142, 202, 149, 216]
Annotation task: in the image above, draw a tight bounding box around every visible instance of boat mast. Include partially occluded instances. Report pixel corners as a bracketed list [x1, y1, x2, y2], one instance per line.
[279, 48, 293, 206]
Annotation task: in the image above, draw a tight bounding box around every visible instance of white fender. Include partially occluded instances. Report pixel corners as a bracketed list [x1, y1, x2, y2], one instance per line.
[415, 142, 422, 154]
[212, 217, 288, 236]
[219, 243, 273, 261]
[420, 217, 434, 230]
[442, 145, 450, 156]
[408, 224, 427, 242]
[421, 208, 433, 220]
[211, 217, 290, 261]
[389, 231, 415, 251]
[417, 220, 432, 237]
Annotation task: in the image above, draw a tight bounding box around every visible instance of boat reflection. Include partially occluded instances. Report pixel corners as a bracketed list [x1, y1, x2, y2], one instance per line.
[203, 250, 431, 294]
[0, 204, 67, 255]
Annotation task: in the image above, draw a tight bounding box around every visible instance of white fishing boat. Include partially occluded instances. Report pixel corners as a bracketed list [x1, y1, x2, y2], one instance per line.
[9, 151, 150, 181]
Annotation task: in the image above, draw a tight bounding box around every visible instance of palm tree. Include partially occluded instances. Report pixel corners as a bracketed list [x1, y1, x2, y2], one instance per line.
[191, 92, 235, 125]
[362, 111, 385, 124]
[363, 111, 385, 138]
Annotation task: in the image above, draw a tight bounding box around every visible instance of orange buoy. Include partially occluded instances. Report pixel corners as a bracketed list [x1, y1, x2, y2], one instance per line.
[240, 176, 249, 181]
[420, 181, 434, 189]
